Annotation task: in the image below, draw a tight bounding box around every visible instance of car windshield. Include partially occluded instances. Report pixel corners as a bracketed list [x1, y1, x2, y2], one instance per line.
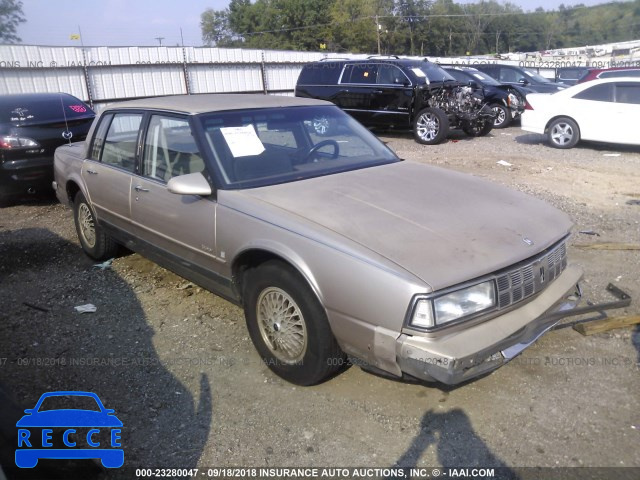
[411, 62, 456, 83]
[523, 69, 552, 83]
[197, 105, 400, 189]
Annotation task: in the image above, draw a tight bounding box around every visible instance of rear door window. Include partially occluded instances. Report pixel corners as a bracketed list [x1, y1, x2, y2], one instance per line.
[100, 113, 143, 172]
[342, 63, 378, 84]
[574, 83, 614, 102]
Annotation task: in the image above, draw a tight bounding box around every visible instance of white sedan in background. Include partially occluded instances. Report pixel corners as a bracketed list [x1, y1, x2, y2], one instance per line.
[521, 77, 640, 149]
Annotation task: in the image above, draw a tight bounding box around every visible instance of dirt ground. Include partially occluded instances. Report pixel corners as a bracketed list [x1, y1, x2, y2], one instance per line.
[1, 125, 639, 480]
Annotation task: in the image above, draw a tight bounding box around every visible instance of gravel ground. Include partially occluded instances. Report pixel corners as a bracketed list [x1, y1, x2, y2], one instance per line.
[1, 125, 639, 480]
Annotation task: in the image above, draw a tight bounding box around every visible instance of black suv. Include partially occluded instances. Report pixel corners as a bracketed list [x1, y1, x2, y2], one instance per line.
[1, 92, 95, 206]
[474, 64, 567, 93]
[295, 57, 495, 145]
[442, 66, 529, 128]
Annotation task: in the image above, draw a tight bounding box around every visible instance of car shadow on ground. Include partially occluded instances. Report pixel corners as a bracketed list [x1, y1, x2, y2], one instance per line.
[515, 133, 640, 153]
[0, 191, 59, 209]
[0, 228, 211, 479]
[376, 130, 492, 144]
[386, 409, 519, 479]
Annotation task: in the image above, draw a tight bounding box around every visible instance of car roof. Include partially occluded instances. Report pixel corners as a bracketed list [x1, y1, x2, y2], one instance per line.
[587, 66, 640, 73]
[0, 92, 83, 106]
[550, 76, 640, 95]
[578, 76, 640, 84]
[443, 66, 482, 74]
[107, 93, 333, 114]
[313, 57, 432, 66]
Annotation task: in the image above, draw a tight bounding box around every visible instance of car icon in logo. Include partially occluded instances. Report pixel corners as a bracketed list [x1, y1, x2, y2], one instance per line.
[16, 391, 123, 468]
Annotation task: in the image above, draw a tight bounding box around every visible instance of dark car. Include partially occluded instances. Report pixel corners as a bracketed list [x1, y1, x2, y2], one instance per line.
[0, 92, 95, 206]
[295, 57, 495, 145]
[474, 64, 568, 93]
[555, 66, 591, 86]
[577, 66, 640, 83]
[443, 66, 529, 128]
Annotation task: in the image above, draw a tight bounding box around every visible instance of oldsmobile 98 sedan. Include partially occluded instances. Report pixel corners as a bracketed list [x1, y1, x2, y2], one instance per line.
[53, 94, 627, 386]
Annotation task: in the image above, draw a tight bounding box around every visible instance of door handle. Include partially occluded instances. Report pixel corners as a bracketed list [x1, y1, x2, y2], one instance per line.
[134, 185, 150, 192]
[86, 169, 98, 175]
[373, 90, 383, 94]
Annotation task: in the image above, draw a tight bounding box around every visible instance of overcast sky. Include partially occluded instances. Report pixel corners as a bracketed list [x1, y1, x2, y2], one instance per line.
[17, 0, 618, 47]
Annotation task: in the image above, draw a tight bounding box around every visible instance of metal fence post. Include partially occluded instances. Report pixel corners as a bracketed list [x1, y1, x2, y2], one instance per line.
[260, 52, 268, 94]
[81, 48, 94, 108]
[182, 46, 191, 95]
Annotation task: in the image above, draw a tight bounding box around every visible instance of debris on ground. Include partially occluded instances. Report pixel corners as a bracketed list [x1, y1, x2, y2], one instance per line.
[74, 304, 97, 313]
[93, 258, 113, 270]
[575, 243, 640, 251]
[573, 315, 640, 336]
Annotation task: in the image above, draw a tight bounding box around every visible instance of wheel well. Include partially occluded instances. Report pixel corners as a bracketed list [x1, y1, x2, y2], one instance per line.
[544, 115, 578, 134]
[65, 180, 81, 204]
[232, 249, 301, 302]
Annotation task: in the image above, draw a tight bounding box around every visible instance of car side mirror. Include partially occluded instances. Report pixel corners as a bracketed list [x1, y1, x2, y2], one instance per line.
[24, 409, 34, 414]
[167, 172, 212, 196]
[519, 79, 529, 85]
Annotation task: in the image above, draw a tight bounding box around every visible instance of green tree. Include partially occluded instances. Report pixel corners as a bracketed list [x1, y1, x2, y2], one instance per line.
[201, 8, 234, 46]
[329, 0, 377, 53]
[0, 0, 25, 43]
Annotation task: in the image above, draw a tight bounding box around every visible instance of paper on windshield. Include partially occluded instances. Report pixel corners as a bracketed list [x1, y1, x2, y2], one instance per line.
[220, 125, 265, 157]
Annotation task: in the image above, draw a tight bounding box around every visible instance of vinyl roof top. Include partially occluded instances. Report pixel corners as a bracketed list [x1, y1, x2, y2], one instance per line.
[107, 93, 332, 114]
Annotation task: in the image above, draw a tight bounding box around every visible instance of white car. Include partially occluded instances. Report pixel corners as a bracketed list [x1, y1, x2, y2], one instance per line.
[521, 77, 640, 149]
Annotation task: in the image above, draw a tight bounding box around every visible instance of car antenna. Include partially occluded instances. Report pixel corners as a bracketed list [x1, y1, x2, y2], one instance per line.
[58, 93, 73, 145]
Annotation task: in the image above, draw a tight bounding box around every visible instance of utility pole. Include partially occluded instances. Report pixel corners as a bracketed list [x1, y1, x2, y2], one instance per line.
[375, 15, 381, 55]
[155, 37, 165, 46]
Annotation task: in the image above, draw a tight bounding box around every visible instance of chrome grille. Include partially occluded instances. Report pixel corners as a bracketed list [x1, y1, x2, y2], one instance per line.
[495, 241, 568, 309]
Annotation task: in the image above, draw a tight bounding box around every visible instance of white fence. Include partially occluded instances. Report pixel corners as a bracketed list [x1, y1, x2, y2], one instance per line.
[0, 45, 349, 110]
[3, 43, 636, 110]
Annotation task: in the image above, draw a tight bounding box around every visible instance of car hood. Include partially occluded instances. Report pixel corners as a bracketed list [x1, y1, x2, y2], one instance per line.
[235, 162, 572, 291]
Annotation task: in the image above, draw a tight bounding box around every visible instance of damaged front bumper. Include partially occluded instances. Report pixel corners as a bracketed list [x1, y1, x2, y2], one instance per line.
[396, 265, 631, 385]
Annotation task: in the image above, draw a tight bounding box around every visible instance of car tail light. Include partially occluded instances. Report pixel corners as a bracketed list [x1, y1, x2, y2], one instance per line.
[524, 101, 533, 111]
[0, 135, 40, 149]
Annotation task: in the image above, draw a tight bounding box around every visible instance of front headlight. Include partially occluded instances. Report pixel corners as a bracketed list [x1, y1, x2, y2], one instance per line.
[410, 280, 496, 329]
[507, 93, 519, 108]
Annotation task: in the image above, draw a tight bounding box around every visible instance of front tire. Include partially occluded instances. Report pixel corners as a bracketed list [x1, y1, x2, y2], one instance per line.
[413, 107, 449, 145]
[547, 117, 580, 149]
[490, 103, 512, 128]
[243, 261, 345, 385]
[462, 119, 493, 137]
[73, 191, 118, 260]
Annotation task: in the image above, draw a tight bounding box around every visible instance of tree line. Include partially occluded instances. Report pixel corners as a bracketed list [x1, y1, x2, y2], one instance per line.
[200, 0, 640, 56]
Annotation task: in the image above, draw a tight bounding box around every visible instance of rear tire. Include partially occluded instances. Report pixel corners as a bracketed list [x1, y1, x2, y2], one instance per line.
[243, 260, 345, 385]
[73, 191, 118, 260]
[413, 107, 449, 145]
[547, 117, 580, 149]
